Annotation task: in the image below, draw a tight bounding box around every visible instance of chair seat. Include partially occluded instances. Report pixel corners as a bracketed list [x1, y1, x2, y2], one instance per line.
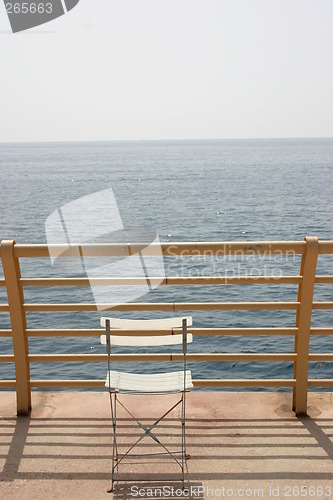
[100, 333, 193, 347]
[105, 370, 193, 393]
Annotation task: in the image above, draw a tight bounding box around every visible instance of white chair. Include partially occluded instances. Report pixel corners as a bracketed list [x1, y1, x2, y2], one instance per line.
[100, 316, 193, 492]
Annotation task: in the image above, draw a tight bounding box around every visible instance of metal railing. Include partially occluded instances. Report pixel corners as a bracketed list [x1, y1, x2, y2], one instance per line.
[0, 237, 332, 416]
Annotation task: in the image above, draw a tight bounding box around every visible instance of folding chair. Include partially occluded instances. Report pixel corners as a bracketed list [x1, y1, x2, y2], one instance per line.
[100, 316, 193, 492]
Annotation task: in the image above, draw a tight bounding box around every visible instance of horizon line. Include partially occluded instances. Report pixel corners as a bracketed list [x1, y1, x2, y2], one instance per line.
[1, 136, 333, 144]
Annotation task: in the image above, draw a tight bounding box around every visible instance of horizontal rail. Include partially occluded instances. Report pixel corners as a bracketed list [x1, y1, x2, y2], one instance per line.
[12, 378, 333, 388]
[27, 353, 297, 363]
[0, 304, 9, 312]
[19, 276, 303, 286]
[22, 301, 300, 312]
[11, 274, 333, 287]
[318, 241, 333, 254]
[1, 241, 332, 257]
[308, 354, 333, 361]
[25, 327, 299, 337]
[0, 380, 16, 388]
[312, 302, 333, 310]
[310, 328, 333, 336]
[193, 379, 296, 387]
[4, 328, 333, 340]
[9, 241, 332, 259]
[0, 330, 12, 337]
[308, 380, 333, 387]
[28, 378, 297, 388]
[30, 380, 104, 388]
[315, 276, 333, 284]
[21, 277, 165, 287]
[0, 355, 15, 362]
[12, 241, 309, 258]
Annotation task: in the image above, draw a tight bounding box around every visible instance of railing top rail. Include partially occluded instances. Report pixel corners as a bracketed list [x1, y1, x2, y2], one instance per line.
[0, 240, 308, 257]
[318, 241, 333, 254]
[1, 239, 333, 258]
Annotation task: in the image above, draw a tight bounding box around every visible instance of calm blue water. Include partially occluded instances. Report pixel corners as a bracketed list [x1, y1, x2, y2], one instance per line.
[0, 139, 333, 390]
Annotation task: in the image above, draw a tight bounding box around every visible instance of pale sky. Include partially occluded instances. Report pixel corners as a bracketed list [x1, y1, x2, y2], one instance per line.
[0, 0, 332, 141]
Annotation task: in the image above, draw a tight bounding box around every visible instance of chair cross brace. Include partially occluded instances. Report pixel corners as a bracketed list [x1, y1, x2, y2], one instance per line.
[111, 392, 184, 469]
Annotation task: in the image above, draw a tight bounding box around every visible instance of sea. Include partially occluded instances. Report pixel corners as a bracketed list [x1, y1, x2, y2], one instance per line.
[0, 138, 333, 391]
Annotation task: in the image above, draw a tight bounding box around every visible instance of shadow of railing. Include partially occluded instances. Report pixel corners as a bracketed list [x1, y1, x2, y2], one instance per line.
[1, 414, 333, 488]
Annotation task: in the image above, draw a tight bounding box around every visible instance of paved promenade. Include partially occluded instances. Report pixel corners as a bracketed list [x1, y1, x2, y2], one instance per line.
[0, 391, 332, 499]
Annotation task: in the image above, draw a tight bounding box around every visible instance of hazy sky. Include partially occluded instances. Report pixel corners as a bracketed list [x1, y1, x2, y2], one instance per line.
[1, 0, 332, 141]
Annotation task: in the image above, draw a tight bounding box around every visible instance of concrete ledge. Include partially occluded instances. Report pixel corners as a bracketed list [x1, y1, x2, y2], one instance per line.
[1, 391, 333, 499]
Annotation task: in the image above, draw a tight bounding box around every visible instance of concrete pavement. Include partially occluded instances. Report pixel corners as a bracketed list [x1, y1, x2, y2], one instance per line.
[0, 391, 333, 499]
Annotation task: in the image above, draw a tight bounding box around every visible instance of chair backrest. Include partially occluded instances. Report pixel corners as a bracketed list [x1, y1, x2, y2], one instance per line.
[100, 316, 192, 330]
[100, 316, 193, 348]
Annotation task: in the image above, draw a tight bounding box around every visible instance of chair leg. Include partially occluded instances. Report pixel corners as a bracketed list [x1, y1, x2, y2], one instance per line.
[181, 393, 185, 487]
[183, 394, 190, 459]
[114, 392, 119, 461]
[108, 391, 118, 493]
[182, 391, 190, 490]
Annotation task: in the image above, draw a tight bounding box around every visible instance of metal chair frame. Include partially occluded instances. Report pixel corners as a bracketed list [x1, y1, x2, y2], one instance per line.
[101, 316, 193, 492]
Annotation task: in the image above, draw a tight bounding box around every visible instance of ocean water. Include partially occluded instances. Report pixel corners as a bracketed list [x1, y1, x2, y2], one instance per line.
[0, 138, 333, 390]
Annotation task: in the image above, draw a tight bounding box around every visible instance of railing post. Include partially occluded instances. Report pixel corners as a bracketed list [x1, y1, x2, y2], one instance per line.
[292, 236, 318, 415]
[1, 240, 31, 415]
